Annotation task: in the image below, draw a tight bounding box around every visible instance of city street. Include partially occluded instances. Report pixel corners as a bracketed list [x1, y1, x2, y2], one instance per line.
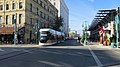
[0, 0, 119, 67]
[0, 40, 120, 67]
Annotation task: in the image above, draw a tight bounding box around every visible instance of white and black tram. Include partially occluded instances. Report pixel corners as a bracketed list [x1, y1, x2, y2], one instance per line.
[39, 28, 65, 46]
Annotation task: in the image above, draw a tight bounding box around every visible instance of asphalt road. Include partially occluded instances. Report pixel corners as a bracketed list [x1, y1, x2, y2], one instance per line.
[0, 39, 120, 67]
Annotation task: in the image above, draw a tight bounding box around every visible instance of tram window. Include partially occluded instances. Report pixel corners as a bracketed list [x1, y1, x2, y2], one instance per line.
[41, 34, 47, 36]
[40, 31, 48, 36]
[46, 32, 51, 36]
[41, 31, 47, 34]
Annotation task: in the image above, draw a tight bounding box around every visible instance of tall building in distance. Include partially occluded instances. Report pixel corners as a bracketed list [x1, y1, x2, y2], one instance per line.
[49, 0, 69, 37]
[0, 0, 58, 44]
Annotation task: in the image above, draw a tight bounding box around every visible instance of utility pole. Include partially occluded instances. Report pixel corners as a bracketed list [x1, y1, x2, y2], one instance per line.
[14, 13, 17, 45]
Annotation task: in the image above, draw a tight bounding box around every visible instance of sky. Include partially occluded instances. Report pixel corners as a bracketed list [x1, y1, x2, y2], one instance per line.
[64, 0, 120, 35]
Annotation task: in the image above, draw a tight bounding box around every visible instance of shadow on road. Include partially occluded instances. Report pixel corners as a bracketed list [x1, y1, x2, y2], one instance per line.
[0, 43, 120, 67]
[36, 48, 120, 67]
[52, 39, 83, 46]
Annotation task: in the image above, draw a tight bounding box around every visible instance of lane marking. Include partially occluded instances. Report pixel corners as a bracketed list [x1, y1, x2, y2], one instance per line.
[40, 50, 62, 54]
[12, 49, 21, 51]
[38, 60, 62, 67]
[22, 49, 33, 53]
[87, 46, 103, 67]
[0, 48, 4, 51]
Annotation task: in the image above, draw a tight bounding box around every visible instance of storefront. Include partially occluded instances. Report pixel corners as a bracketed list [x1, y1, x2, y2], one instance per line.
[0, 27, 25, 44]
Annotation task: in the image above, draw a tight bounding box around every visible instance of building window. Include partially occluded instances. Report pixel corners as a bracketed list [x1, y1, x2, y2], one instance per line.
[0, 16, 2, 24]
[30, 3, 32, 12]
[30, 18, 32, 25]
[44, 14, 46, 19]
[47, 7, 49, 12]
[40, 11, 42, 18]
[54, 2, 56, 6]
[12, 3, 16, 9]
[6, 4, 9, 10]
[12, 14, 15, 24]
[42, 23, 44, 28]
[36, 19, 39, 29]
[0, 5, 3, 10]
[19, 2, 22, 9]
[47, 16, 49, 20]
[36, 8, 38, 15]
[6, 15, 9, 25]
[40, 1, 42, 7]
[36, 0, 38, 3]
[42, 13, 44, 18]
[19, 14, 22, 24]
[44, 4, 46, 9]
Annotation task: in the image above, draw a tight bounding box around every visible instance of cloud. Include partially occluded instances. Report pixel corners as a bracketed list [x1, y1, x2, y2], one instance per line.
[88, 0, 95, 2]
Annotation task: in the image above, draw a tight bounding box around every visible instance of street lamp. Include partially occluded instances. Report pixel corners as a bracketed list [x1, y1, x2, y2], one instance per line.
[34, 15, 41, 44]
[14, 13, 18, 45]
[36, 20, 39, 44]
[32, 14, 42, 44]
[83, 21, 88, 45]
[115, 7, 120, 48]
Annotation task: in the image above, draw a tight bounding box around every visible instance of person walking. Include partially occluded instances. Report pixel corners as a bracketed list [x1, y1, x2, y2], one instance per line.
[78, 37, 80, 43]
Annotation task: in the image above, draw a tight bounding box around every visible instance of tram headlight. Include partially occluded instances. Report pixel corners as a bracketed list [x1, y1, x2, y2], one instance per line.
[40, 37, 48, 43]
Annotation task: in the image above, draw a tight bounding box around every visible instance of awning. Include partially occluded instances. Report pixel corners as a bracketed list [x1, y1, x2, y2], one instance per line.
[0, 27, 14, 34]
[88, 9, 117, 31]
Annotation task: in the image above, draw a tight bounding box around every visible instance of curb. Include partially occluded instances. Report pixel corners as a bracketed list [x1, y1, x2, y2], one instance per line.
[0, 44, 39, 48]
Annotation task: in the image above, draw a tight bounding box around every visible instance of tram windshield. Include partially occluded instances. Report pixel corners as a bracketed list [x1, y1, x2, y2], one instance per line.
[40, 31, 48, 37]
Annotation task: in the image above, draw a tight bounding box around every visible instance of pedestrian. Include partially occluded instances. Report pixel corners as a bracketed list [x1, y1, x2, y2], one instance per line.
[78, 37, 80, 43]
[27, 38, 29, 44]
[109, 37, 112, 44]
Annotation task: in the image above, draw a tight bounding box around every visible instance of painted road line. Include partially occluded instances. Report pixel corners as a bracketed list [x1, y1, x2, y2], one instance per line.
[87, 46, 103, 67]
[12, 49, 21, 51]
[22, 49, 33, 53]
[38, 60, 62, 67]
[0, 48, 4, 51]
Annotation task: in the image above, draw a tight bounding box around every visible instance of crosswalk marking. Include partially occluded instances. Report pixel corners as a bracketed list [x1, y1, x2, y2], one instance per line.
[87, 46, 103, 67]
[12, 49, 32, 53]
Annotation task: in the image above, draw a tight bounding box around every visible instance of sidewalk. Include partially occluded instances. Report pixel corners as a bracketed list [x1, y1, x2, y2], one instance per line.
[88, 42, 99, 45]
[0, 44, 39, 48]
[86, 42, 120, 51]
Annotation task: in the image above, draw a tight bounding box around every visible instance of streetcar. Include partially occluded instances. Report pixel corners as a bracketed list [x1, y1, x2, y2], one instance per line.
[39, 28, 65, 46]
